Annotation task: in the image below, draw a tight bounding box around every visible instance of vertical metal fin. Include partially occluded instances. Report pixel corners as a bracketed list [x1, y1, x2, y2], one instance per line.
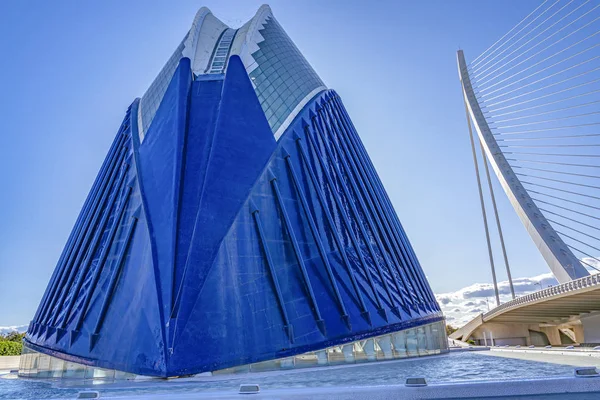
[252, 206, 294, 342]
[325, 99, 424, 309]
[310, 115, 395, 318]
[34, 128, 128, 324]
[90, 214, 139, 350]
[73, 185, 133, 332]
[332, 96, 436, 306]
[60, 161, 131, 328]
[41, 142, 129, 327]
[293, 140, 371, 325]
[316, 104, 408, 314]
[284, 155, 350, 328]
[303, 124, 386, 319]
[270, 178, 326, 334]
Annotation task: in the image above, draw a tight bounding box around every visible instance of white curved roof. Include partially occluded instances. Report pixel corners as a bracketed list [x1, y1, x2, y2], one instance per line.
[137, 5, 325, 141]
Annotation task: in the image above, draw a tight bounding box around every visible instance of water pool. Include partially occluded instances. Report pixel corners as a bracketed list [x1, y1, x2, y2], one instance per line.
[0, 351, 594, 399]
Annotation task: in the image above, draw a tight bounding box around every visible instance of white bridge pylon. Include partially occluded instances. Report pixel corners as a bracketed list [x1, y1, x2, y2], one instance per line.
[458, 49, 589, 285]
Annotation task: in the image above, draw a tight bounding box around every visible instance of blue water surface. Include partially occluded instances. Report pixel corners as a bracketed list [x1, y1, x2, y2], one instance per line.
[0, 352, 585, 399]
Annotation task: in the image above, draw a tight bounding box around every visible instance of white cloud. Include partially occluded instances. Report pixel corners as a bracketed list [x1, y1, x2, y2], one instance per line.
[436, 272, 559, 327]
[437, 265, 599, 327]
[0, 325, 28, 335]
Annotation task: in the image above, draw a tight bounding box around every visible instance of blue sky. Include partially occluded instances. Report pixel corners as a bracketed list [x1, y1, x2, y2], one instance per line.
[0, 0, 545, 325]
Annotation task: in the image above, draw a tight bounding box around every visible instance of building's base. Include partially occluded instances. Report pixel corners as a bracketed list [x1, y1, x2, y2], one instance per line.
[18, 320, 448, 380]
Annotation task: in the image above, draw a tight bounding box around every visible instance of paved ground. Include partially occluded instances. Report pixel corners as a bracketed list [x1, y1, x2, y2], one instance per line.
[0, 356, 20, 373]
[482, 349, 600, 367]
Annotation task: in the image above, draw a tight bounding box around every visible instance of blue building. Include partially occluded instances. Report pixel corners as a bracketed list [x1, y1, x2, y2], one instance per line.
[21, 5, 446, 378]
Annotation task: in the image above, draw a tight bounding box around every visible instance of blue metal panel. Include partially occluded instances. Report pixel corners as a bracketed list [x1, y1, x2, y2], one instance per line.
[26, 56, 441, 377]
[136, 57, 193, 323]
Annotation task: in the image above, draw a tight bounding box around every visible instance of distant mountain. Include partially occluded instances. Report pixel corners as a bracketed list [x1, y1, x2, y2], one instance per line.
[0, 325, 28, 335]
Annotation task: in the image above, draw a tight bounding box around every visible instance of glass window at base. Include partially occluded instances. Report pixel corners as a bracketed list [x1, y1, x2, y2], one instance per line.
[18, 320, 447, 380]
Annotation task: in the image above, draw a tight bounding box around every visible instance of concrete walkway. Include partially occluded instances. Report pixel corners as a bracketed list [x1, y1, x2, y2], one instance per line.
[0, 356, 20, 373]
[482, 348, 600, 367]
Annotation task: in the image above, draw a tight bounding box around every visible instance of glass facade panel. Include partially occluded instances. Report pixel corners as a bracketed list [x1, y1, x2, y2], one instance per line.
[19, 320, 447, 379]
[139, 40, 187, 138]
[248, 17, 325, 135]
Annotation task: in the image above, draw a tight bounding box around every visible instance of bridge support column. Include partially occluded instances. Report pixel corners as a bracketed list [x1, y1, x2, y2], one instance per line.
[580, 314, 600, 344]
[572, 325, 585, 343]
[539, 327, 561, 346]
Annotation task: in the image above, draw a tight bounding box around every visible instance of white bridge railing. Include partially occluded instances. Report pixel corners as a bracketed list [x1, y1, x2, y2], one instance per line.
[484, 273, 600, 320]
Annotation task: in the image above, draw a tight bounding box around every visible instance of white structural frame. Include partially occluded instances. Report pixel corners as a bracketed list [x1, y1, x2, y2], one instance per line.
[136, 5, 324, 144]
[457, 50, 588, 283]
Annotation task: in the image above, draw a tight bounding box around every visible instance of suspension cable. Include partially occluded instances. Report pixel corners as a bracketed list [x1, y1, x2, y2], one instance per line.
[564, 244, 600, 270]
[521, 180, 600, 200]
[497, 111, 600, 128]
[483, 53, 600, 102]
[474, 0, 581, 78]
[549, 218, 600, 239]
[487, 68, 600, 108]
[492, 88, 600, 117]
[516, 173, 600, 190]
[503, 144, 600, 148]
[496, 122, 600, 135]
[543, 210, 600, 232]
[475, 9, 600, 85]
[495, 103, 600, 123]
[559, 231, 600, 255]
[507, 151, 600, 157]
[514, 165, 600, 179]
[472, 0, 562, 73]
[489, 77, 600, 112]
[527, 188, 600, 211]
[481, 44, 600, 98]
[533, 198, 600, 221]
[471, 0, 552, 67]
[579, 257, 600, 271]
[507, 158, 600, 168]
